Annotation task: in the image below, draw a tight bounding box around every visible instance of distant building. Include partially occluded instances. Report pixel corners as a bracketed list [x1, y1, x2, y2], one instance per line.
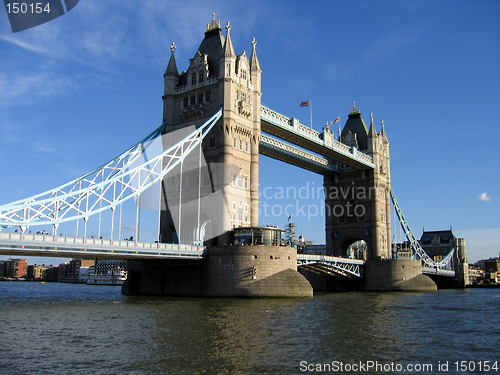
[468, 266, 485, 285]
[484, 259, 500, 284]
[301, 245, 327, 256]
[420, 229, 469, 287]
[0, 260, 6, 278]
[27, 264, 49, 280]
[2, 258, 27, 279]
[43, 267, 59, 282]
[58, 262, 68, 281]
[58, 259, 96, 282]
[94, 260, 127, 275]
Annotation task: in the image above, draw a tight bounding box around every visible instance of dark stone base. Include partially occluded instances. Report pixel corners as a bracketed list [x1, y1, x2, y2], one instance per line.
[364, 259, 437, 292]
[122, 259, 204, 296]
[122, 245, 313, 298]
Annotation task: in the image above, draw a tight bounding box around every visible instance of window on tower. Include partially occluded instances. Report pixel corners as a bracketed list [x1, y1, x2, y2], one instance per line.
[191, 73, 196, 85]
[205, 91, 211, 102]
[198, 93, 204, 104]
[241, 69, 247, 80]
[198, 71, 204, 83]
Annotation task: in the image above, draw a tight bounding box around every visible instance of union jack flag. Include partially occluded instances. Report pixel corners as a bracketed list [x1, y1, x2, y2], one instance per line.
[300, 100, 310, 107]
[331, 116, 340, 125]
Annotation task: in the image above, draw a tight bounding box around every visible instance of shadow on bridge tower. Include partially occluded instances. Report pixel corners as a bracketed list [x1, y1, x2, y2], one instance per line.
[160, 13, 262, 245]
[324, 104, 391, 261]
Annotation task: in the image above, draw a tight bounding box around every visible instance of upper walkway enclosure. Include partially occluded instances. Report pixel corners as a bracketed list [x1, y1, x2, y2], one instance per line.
[260, 105, 375, 172]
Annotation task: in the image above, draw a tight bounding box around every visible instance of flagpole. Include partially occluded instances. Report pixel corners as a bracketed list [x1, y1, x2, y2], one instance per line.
[338, 116, 341, 141]
[310, 100, 313, 129]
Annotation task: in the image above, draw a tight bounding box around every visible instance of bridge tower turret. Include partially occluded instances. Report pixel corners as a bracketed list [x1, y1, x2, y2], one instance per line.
[324, 103, 391, 260]
[159, 13, 262, 245]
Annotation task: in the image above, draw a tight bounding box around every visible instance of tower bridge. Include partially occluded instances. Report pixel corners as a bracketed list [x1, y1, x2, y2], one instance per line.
[0, 14, 468, 295]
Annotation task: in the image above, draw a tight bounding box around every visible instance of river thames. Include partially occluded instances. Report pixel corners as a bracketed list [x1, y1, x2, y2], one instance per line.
[0, 282, 498, 374]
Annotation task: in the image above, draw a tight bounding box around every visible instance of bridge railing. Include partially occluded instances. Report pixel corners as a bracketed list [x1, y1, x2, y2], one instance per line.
[297, 253, 365, 265]
[0, 232, 206, 253]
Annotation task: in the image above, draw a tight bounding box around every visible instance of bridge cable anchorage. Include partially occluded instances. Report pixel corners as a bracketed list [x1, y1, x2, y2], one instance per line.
[390, 189, 455, 270]
[0, 108, 223, 229]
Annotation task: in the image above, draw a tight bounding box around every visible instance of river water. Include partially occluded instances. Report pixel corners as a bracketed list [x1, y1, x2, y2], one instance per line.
[0, 281, 498, 374]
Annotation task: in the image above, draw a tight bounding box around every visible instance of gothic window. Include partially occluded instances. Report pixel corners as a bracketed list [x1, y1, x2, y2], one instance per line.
[190, 96, 196, 105]
[198, 71, 204, 83]
[183, 97, 189, 108]
[245, 141, 249, 152]
[191, 73, 196, 85]
[241, 69, 247, 80]
[205, 91, 211, 102]
[379, 189, 386, 199]
[233, 137, 237, 148]
[198, 93, 204, 104]
[241, 92, 247, 102]
[239, 139, 242, 150]
[244, 176, 248, 189]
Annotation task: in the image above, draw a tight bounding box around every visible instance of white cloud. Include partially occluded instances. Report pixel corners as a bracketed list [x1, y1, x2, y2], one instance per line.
[0, 71, 77, 106]
[476, 192, 491, 202]
[33, 141, 57, 154]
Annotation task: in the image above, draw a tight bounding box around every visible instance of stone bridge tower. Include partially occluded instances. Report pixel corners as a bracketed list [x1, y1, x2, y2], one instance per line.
[324, 104, 391, 260]
[160, 14, 262, 245]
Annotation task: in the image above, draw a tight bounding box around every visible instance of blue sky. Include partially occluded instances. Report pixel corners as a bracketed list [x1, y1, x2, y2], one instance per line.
[0, 0, 499, 264]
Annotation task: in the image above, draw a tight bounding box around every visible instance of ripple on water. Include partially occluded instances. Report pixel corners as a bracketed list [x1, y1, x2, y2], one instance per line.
[1, 284, 499, 374]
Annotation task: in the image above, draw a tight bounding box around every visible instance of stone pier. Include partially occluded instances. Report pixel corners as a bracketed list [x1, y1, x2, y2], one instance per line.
[122, 245, 313, 297]
[364, 259, 437, 292]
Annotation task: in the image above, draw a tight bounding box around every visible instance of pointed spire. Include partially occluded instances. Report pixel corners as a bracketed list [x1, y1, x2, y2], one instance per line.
[250, 37, 261, 72]
[165, 42, 179, 77]
[368, 112, 377, 137]
[380, 119, 389, 143]
[222, 21, 235, 57]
